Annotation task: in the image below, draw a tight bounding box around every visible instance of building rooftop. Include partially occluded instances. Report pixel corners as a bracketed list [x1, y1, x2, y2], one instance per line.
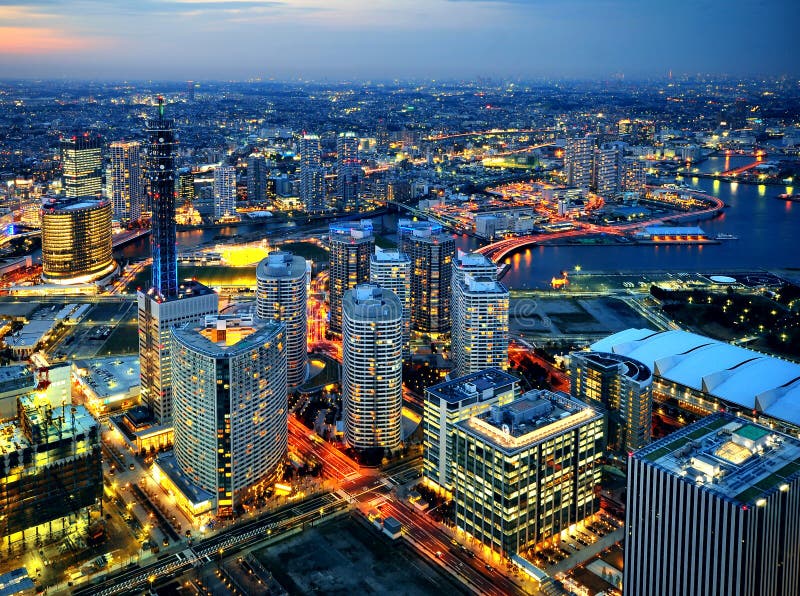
[427, 368, 518, 404]
[329, 219, 373, 240]
[41, 197, 109, 212]
[371, 247, 410, 263]
[571, 351, 653, 383]
[0, 365, 35, 395]
[172, 314, 282, 359]
[457, 390, 601, 454]
[0, 398, 97, 455]
[144, 279, 215, 303]
[343, 284, 402, 321]
[73, 356, 140, 400]
[591, 329, 800, 426]
[463, 275, 507, 294]
[634, 413, 800, 506]
[454, 249, 494, 268]
[154, 451, 215, 507]
[256, 251, 306, 279]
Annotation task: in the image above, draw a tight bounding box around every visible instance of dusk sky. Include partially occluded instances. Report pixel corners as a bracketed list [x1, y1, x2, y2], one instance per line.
[0, 0, 797, 80]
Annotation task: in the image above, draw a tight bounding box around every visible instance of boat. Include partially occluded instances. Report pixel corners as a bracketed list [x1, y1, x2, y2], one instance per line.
[776, 193, 800, 202]
[715, 233, 739, 241]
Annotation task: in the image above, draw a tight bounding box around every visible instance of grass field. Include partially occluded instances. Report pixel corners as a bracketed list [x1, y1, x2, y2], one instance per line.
[124, 265, 257, 292]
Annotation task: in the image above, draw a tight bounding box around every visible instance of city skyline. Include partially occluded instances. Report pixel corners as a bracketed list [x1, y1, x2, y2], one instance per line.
[0, 0, 797, 80]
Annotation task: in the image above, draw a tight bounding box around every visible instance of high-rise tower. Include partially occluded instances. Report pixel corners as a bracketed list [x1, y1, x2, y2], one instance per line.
[398, 219, 455, 334]
[328, 221, 374, 334]
[61, 134, 103, 199]
[370, 247, 411, 358]
[145, 97, 178, 299]
[139, 98, 218, 425]
[336, 132, 360, 212]
[342, 284, 403, 451]
[565, 135, 595, 190]
[299, 134, 326, 213]
[109, 141, 144, 222]
[247, 153, 268, 205]
[214, 165, 237, 219]
[256, 251, 308, 390]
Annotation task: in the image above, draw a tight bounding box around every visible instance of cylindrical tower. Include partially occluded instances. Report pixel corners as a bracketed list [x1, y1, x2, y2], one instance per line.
[40, 197, 116, 285]
[342, 284, 403, 450]
[171, 315, 287, 516]
[256, 251, 308, 389]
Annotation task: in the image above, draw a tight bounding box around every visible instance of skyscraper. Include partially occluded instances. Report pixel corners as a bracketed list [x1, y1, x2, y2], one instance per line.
[568, 350, 653, 451]
[256, 251, 308, 390]
[451, 275, 509, 377]
[593, 145, 620, 197]
[299, 134, 326, 213]
[565, 135, 595, 190]
[214, 165, 237, 219]
[398, 219, 455, 333]
[625, 414, 800, 596]
[109, 141, 144, 222]
[452, 390, 604, 556]
[247, 153, 268, 205]
[369, 247, 411, 358]
[342, 284, 403, 451]
[336, 132, 360, 212]
[171, 314, 287, 516]
[40, 197, 116, 285]
[139, 99, 218, 425]
[61, 134, 103, 199]
[328, 221, 374, 334]
[145, 97, 178, 298]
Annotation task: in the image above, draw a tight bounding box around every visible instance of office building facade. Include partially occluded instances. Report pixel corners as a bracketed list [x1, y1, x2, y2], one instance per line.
[452, 390, 605, 556]
[625, 414, 800, 596]
[213, 165, 237, 219]
[369, 247, 411, 358]
[568, 350, 653, 451]
[398, 219, 455, 333]
[342, 285, 403, 450]
[256, 251, 308, 390]
[593, 146, 620, 197]
[109, 141, 144, 222]
[40, 197, 116, 285]
[423, 368, 518, 494]
[328, 221, 374, 334]
[61, 134, 103, 199]
[171, 315, 287, 516]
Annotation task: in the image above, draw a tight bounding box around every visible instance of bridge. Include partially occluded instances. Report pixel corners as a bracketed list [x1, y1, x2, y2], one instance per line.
[476, 188, 726, 262]
[112, 228, 150, 249]
[424, 128, 557, 142]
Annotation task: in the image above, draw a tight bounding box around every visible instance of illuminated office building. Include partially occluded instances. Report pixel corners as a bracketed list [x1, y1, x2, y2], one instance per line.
[626, 414, 800, 596]
[256, 251, 308, 390]
[336, 132, 360, 212]
[620, 157, 647, 195]
[370, 247, 411, 358]
[342, 285, 403, 450]
[593, 145, 620, 197]
[214, 165, 237, 219]
[40, 197, 117, 285]
[452, 390, 604, 556]
[171, 315, 287, 516]
[565, 135, 595, 190]
[61, 134, 102, 199]
[423, 368, 518, 494]
[398, 219, 455, 333]
[300, 134, 326, 212]
[108, 141, 144, 222]
[0, 395, 101, 544]
[451, 275, 509, 378]
[568, 350, 653, 451]
[328, 220, 374, 334]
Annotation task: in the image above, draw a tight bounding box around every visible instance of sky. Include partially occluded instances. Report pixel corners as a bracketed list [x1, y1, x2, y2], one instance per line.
[0, 0, 797, 80]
